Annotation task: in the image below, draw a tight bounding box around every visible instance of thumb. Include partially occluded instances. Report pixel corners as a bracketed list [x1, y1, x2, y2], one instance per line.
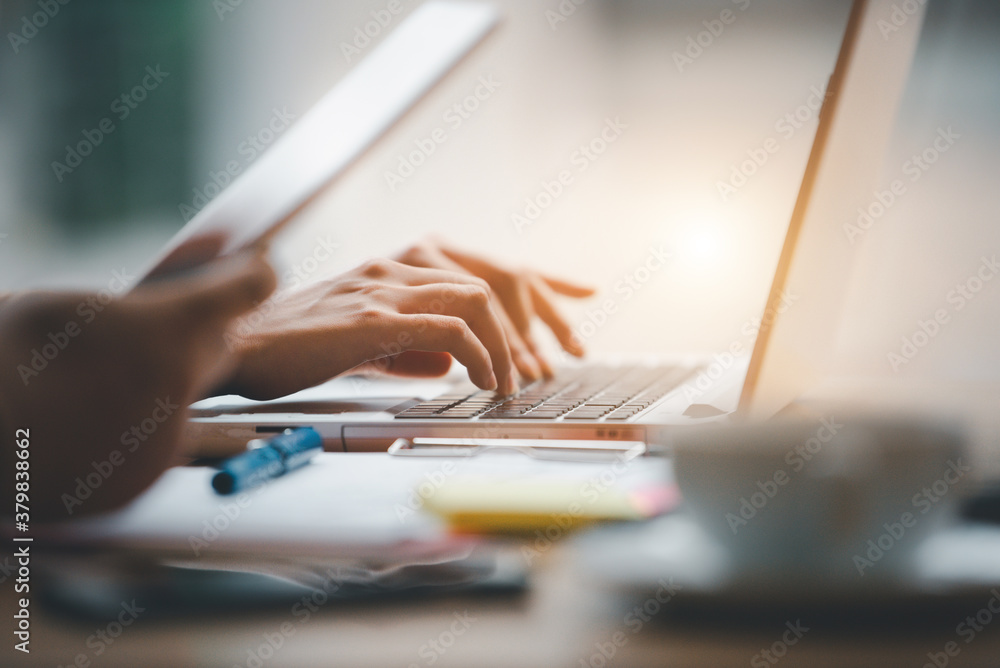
[139, 250, 277, 325]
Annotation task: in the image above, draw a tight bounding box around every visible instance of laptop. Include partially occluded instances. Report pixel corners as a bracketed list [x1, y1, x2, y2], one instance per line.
[168, 0, 926, 454]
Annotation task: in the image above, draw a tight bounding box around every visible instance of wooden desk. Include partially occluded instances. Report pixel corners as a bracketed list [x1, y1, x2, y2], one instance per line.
[5, 541, 1000, 668]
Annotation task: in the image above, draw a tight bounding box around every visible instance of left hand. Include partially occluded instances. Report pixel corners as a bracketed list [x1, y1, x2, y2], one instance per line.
[0, 249, 276, 521]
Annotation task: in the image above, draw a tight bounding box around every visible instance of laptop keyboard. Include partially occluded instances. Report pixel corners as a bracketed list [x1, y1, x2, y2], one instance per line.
[395, 364, 695, 421]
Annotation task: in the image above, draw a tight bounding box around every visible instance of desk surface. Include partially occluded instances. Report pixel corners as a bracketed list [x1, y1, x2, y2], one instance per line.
[5, 541, 1000, 668]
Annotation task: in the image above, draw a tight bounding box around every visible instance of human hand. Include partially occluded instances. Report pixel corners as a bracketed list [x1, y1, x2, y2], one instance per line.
[0, 249, 275, 521]
[394, 238, 595, 380]
[222, 257, 525, 400]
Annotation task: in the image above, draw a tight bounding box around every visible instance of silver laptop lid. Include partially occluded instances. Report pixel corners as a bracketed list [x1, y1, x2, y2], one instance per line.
[739, 0, 926, 419]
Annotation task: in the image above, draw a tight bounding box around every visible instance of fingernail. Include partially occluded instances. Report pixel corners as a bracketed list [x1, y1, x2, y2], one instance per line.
[564, 334, 584, 356]
[486, 371, 498, 391]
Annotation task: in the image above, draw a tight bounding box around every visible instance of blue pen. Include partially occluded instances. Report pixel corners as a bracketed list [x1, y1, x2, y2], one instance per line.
[211, 427, 323, 495]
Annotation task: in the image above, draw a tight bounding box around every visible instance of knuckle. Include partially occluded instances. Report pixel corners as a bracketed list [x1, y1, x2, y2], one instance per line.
[437, 316, 469, 339]
[359, 257, 393, 278]
[463, 283, 490, 305]
[398, 244, 423, 264]
[356, 306, 384, 323]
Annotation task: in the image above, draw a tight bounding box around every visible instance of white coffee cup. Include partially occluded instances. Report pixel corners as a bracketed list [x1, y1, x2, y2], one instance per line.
[670, 414, 969, 585]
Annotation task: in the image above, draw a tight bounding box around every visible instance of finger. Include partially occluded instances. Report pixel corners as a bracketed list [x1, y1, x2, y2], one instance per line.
[386, 314, 497, 391]
[396, 283, 517, 394]
[530, 277, 586, 357]
[492, 301, 543, 382]
[540, 274, 597, 298]
[428, 249, 555, 379]
[524, 337, 554, 379]
[394, 249, 555, 378]
[432, 248, 575, 372]
[141, 250, 277, 325]
[384, 260, 492, 292]
[412, 272, 541, 383]
[394, 257, 543, 384]
[434, 245, 513, 292]
[396, 241, 463, 272]
[415, 246, 551, 377]
[434, 243, 489, 273]
[142, 231, 229, 283]
[485, 274, 556, 377]
[364, 351, 453, 378]
[489, 272, 533, 337]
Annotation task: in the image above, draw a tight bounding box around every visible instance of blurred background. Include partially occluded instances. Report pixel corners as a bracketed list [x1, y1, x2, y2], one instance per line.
[1, 0, 998, 384]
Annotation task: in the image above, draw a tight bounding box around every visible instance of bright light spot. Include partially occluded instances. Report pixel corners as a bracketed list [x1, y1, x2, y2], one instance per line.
[678, 216, 727, 268]
[687, 228, 721, 260]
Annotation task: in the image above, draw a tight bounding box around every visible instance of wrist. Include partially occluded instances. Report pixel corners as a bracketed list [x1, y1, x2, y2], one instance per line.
[203, 328, 252, 398]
